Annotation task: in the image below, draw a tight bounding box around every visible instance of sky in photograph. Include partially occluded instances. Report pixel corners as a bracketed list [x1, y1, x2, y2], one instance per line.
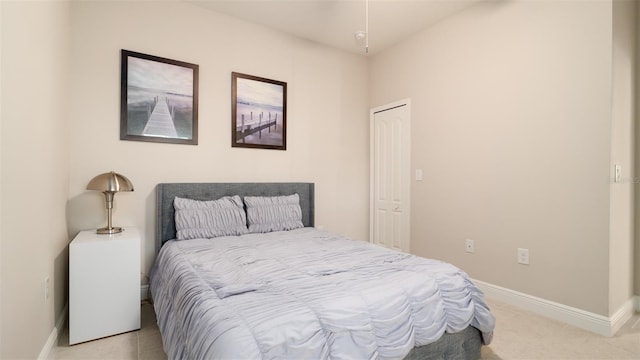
[237, 77, 283, 108]
[128, 57, 193, 96]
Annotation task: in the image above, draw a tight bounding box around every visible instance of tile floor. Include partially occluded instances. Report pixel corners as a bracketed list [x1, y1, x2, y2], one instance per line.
[54, 299, 640, 359]
[54, 302, 166, 360]
[480, 301, 640, 359]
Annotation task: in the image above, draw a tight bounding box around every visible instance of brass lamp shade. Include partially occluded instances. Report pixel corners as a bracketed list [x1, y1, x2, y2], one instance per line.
[87, 171, 134, 234]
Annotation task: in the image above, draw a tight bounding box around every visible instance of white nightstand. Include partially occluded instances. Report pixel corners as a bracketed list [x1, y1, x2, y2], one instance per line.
[69, 227, 141, 344]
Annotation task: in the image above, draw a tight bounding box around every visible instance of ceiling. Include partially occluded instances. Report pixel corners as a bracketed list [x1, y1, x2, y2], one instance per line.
[187, 0, 482, 55]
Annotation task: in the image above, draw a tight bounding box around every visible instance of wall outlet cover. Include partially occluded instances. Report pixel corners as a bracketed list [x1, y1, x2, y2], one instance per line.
[517, 248, 530, 265]
[465, 239, 475, 253]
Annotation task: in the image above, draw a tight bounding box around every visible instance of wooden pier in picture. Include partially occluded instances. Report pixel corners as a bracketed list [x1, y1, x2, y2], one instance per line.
[236, 111, 278, 142]
[142, 95, 177, 138]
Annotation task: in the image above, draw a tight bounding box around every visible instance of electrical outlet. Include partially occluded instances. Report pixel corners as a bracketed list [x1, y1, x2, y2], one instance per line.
[44, 276, 50, 301]
[465, 239, 475, 253]
[517, 248, 529, 265]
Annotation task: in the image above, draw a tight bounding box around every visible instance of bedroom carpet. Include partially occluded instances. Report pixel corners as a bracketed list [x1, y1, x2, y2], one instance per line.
[53, 299, 639, 360]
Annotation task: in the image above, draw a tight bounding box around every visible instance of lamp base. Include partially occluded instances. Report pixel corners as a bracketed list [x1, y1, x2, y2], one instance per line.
[96, 227, 124, 235]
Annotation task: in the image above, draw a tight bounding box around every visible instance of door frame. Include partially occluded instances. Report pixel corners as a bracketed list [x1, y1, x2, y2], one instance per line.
[369, 98, 411, 251]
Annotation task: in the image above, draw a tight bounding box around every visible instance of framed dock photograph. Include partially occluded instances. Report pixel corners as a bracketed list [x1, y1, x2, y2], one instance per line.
[120, 50, 199, 145]
[232, 72, 287, 150]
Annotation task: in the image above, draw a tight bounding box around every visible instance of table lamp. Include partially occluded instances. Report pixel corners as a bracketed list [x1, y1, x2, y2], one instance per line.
[87, 171, 134, 234]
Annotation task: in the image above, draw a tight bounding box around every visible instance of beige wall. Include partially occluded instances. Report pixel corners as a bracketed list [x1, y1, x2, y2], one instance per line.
[67, 1, 370, 282]
[1, 1, 71, 358]
[0, 1, 3, 353]
[2, 0, 637, 356]
[636, 0, 640, 303]
[370, 1, 614, 315]
[610, 0, 636, 315]
[0, 0, 4, 353]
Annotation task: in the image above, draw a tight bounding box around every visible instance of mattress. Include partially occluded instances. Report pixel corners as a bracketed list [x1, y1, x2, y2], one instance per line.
[150, 227, 495, 359]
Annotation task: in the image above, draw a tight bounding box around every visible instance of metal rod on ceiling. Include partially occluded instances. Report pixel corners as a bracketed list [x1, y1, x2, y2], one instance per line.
[365, 0, 369, 54]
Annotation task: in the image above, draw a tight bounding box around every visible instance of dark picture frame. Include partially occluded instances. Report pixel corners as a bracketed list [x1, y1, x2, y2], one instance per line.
[120, 50, 199, 145]
[232, 72, 287, 150]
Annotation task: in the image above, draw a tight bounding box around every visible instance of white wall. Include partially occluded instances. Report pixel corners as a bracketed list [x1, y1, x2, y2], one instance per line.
[0, 1, 71, 358]
[610, 0, 636, 315]
[67, 1, 370, 281]
[370, 1, 614, 315]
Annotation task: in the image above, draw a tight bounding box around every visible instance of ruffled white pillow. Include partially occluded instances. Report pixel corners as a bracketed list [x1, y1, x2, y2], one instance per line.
[174, 195, 248, 240]
[243, 194, 303, 233]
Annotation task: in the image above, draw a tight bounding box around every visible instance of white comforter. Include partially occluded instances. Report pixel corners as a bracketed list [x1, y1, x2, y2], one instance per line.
[150, 228, 495, 359]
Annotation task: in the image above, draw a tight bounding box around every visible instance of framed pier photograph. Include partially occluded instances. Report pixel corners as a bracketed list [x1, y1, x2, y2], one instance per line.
[120, 50, 199, 145]
[232, 72, 287, 150]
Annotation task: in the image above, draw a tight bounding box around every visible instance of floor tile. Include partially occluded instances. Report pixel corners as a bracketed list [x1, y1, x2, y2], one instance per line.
[54, 303, 165, 360]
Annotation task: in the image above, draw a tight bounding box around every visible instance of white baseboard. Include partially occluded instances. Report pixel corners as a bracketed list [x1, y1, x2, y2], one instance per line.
[141, 284, 150, 301]
[38, 303, 68, 360]
[610, 297, 635, 335]
[474, 279, 636, 337]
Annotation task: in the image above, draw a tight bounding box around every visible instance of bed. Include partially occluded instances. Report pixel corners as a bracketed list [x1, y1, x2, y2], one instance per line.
[150, 182, 495, 359]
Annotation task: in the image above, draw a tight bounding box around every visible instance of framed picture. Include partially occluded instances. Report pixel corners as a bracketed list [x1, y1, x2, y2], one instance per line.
[120, 50, 199, 145]
[232, 72, 287, 150]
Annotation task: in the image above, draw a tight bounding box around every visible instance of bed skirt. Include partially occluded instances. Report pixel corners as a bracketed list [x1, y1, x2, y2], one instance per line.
[404, 326, 482, 360]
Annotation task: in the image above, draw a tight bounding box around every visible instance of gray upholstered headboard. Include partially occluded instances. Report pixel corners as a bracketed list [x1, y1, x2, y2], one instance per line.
[156, 182, 315, 250]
